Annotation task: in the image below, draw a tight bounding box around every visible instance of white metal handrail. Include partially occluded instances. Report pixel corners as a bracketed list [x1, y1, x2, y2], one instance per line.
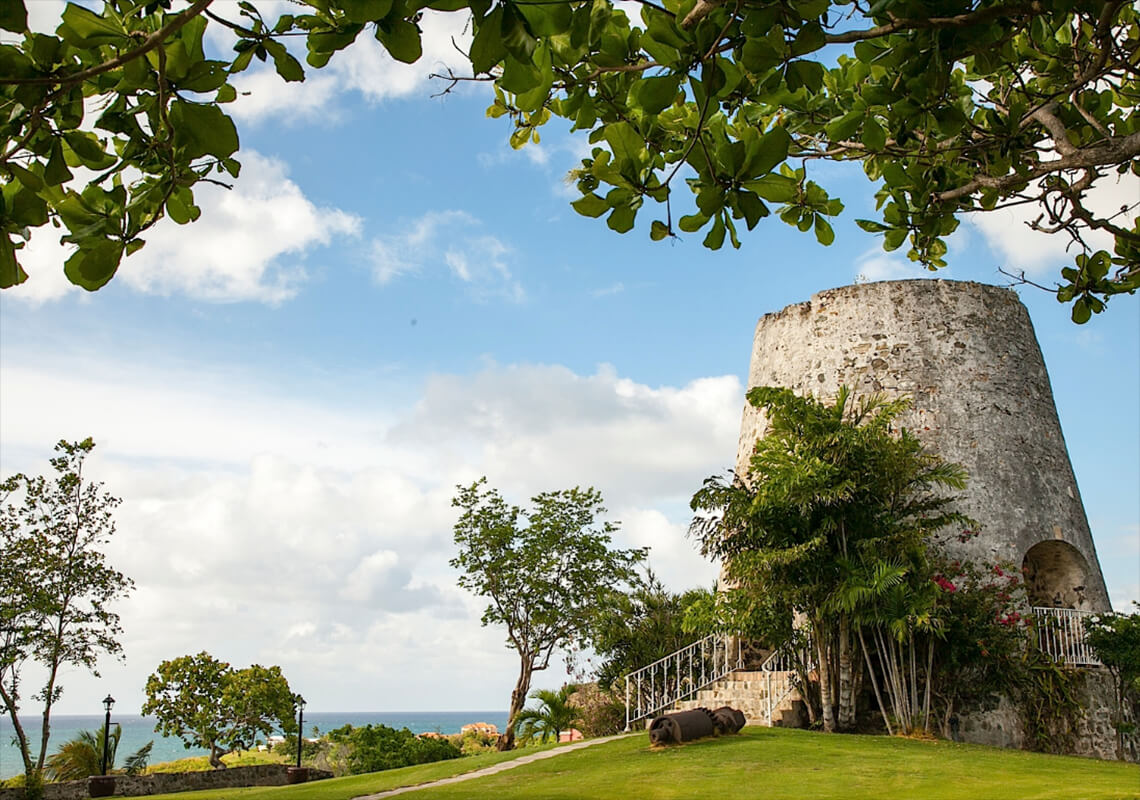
[757, 638, 815, 726]
[623, 634, 742, 730]
[1032, 607, 1101, 666]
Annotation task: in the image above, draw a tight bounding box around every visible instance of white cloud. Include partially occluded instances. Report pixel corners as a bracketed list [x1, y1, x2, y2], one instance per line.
[969, 172, 1139, 275]
[370, 210, 523, 300]
[230, 11, 475, 125]
[852, 247, 929, 283]
[120, 151, 360, 302]
[0, 351, 732, 713]
[6, 152, 360, 305]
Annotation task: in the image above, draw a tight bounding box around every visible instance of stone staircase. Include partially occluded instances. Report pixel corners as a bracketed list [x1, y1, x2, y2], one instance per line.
[673, 670, 806, 727]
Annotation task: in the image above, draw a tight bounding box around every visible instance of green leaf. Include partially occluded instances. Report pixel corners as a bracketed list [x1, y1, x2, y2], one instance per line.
[571, 193, 609, 218]
[63, 132, 115, 170]
[678, 213, 707, 232]
[630, 75, 680, 116]
[742, 174, 797, 203]
[45, 139, 73, 186]
[63, 240, 124, 291]
[1071, 296, 1091, 324]
[862, 117, 887, 150]
[0, 233, 29, 288]
[376, 19, 422, 64]
[606, 204, 636, 233]
[785, 60, 824, 93]
[0, 0, 26, 33]
[8, 162, 44, 193]
[470, 7, 507, 73]
[855, 219, 890, 233]
[747, 126, 791, 176]
[737, 190, 767, 230]
[342, 0, 394, 23]
[264, 40, 305, 81]
[650, 220, 670, 241]
[500, 3, 537, 63]
[703, 214, 726, 249]
[825, 110, 863, 143]
[790, 22, 825, 57]
[883, 227, 907, 251]
[740, 39, 780, 75]
[59, 3, 126, 47]
[814, 215, 835, 245]
[500, 54, 541, 94]
[166, 188, 200, 225]
[170, 101, 239, 159]
[216, 83, 237, 103]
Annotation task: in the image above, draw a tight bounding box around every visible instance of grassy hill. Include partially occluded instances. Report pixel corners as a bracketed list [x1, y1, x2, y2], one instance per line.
[147, 728, 1139, 800]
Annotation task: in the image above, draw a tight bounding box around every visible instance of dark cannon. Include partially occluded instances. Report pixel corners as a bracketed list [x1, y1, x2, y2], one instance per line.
[712, 706, 746, 734]
[648, 708, 716, 745]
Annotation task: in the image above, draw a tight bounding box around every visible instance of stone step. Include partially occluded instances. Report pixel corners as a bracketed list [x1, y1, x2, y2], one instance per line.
[669, 669, 805, 728]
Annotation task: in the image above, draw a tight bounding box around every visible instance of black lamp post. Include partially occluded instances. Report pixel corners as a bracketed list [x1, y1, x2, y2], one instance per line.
[100, 695, 115, 776]
[295, 696, 305, 769]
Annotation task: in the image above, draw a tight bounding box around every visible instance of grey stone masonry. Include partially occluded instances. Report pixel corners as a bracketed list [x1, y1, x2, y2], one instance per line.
[735, 279, 1110, 611]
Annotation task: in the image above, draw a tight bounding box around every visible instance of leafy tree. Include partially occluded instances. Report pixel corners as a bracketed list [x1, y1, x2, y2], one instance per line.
[325, 723, 461, 774]
[1, 1, 1136, 320]
[690, 386, 969, 732]
[587, 572, 714, 691]
[44, 724, 153, 781]
[513, 685, 582, 744]
[451, 478, 645, 750]
[1086, 603, 1140, 760]
[141, 652, 298, 769]
[0, 438, 133, 799]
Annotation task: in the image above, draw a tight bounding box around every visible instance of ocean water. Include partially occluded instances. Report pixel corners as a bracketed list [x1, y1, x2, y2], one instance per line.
[1, 712, 509, 779]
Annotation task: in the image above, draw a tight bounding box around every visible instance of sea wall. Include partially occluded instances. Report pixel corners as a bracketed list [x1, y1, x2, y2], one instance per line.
[0, 765, 333, 800]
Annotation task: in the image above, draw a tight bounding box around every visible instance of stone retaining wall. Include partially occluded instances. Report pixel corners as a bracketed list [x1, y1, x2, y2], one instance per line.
[0, 765, 333, 800]
[957, 666, 1138, 763]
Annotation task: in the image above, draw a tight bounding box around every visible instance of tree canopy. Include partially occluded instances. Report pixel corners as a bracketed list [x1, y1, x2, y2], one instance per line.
[690, 386, 970, 732]
[1, 0, 1136, 321]
[141, 652, 298, 768]
[450, 478, 644, 749]
[586, 571, 714, 691]
[0, 438, 133, 798]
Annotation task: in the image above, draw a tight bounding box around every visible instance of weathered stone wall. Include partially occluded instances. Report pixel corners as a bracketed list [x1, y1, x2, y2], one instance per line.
[957, 667, 1138, 762]
[0, 765, 333, 800]
[735, 279, 1109, 609]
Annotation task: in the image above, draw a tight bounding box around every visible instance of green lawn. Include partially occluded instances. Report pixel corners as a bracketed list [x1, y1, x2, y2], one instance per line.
[144, 729, 1139, 800]
[142, 744, 558, 800]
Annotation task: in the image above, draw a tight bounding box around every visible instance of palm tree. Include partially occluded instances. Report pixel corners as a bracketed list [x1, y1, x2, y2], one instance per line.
[513, 687, 582, 746]
[45, 725, 153, 782]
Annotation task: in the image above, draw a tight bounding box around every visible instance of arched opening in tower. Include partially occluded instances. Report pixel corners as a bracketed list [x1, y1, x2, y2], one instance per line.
[1021, 540, 1092, 610]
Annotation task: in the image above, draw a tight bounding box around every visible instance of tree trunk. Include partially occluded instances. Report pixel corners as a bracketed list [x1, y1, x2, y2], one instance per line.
[209, 744, 226, 769]
[499, 657, 534, 751]
[837, 614, 856, 731]
[815, 621, 835, 733]
[857, 627, 892, 736]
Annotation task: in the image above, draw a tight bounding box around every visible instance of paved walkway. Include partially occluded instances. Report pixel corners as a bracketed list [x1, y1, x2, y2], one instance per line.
[354, 733, 633, 798]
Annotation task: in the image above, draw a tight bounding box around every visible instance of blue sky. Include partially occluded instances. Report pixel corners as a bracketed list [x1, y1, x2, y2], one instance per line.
[0, 1, 1137, 716]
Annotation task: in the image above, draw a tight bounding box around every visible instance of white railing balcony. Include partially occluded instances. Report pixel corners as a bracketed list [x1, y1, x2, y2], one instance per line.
[623, 634, 742, 730]
[1032, 606, 1101, 666]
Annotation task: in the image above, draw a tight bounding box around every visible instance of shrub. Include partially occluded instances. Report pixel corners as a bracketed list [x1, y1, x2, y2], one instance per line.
[326, 724, 462, 775]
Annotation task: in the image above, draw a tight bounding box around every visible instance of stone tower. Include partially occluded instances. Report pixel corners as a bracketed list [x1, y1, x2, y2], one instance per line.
[735, 279, 1110, 612]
